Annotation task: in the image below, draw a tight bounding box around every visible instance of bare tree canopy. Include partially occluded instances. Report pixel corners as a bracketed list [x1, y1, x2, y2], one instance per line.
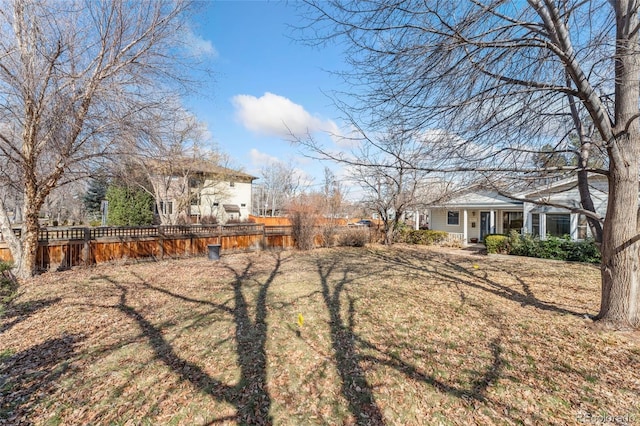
[0, 0, 197, 278]
[300, 1, 640, 328]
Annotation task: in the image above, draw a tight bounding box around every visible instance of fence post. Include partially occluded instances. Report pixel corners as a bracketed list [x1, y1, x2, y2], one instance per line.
[83, 227, 91, 266]
[158, 225, 164, 260]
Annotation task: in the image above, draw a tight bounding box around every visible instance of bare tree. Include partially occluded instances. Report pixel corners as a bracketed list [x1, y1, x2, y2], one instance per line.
[349, 128, 440, 244]
[257, 161, 304, 216]
[121, 104, 220, 225]
[0, 0, 195, 278]
[300, 1, 640, 328]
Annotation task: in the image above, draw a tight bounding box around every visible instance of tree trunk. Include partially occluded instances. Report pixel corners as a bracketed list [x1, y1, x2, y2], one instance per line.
[597, 143, 640, 327]
[15, 208, 41, 279]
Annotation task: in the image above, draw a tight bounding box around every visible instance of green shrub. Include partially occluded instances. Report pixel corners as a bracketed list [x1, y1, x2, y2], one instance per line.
[337, 228, 369, 247]
[485, 234, 508, 254]
[505, 231, 600, 264]
[537, 235, 570, 260]
[396, 229, 448, 245]
[564, 239, 601, 263]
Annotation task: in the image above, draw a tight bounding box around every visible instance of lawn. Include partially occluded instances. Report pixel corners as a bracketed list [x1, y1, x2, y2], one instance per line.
[1, 245, 638, 425]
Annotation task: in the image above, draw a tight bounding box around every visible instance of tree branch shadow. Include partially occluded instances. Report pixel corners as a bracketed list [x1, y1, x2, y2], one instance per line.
[310, 248, 553, 425]
[1, 297, 62, 333]
[95, 251, 283, 425]
[370, 247, 588, 317]
[0, 333, 84, 423]
[315, 256, 386, 425]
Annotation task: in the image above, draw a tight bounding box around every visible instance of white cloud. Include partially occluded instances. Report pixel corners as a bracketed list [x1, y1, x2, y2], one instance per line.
[232, 92, 339, 138]
[184, 29, 218, 58]
[249, 148, 281, 167]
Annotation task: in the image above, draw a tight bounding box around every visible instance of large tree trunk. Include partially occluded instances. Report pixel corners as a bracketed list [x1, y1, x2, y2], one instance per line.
[17, 208, 40, 279]
[595, 1, 640, 328]
[598, 156, 640, 327]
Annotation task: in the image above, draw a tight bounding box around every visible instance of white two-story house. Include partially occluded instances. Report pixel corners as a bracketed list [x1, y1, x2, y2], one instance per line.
[149, 158, 257, 224]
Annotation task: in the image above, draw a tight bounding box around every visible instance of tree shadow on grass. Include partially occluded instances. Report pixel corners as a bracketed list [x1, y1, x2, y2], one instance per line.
[315, 255, 386, 425]
[0, 297, 62, 334]
[310, 249, 552, 425]
[97, 252, 283, 425]
[370, 246, 588, 317]
[0, 333, 84, 423]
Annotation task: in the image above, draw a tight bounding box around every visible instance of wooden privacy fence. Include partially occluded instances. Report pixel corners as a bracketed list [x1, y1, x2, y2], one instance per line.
[0, 224, 295, 271]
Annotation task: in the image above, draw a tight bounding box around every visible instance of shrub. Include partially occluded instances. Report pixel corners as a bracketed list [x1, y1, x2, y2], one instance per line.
[537, 235, 569, 260]
[290, 211, 316, 250]
[563, 238, 601, 263]
[200, 215, 218, 225]
[396, 229, 449, 245]
[105, 185, 154, 226]
[320, 225, 338, 248]
[485, 234, 508, 254]
[337, 228, 369, 247]
[506, 231, 601, 263]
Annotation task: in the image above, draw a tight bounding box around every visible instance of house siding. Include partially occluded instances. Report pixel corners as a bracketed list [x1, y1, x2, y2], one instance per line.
[431, 209, 465, 234]
[191, 180, 253, 222]
[523, 184, 607, 239]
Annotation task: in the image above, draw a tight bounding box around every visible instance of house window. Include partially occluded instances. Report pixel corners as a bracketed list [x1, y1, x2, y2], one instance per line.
[531, 213, 540, 236]
[229, 181, 235, 187]
[158, 201, 173, 215]
[447, 211, 460, 226]
[546, 213, 570, 237]
[241, 203, 246, 207]
[190, 194, 201, 206]
[503, 211, 523, 234]
[577, 214, 588, 240]
[213, 202, 219, 207]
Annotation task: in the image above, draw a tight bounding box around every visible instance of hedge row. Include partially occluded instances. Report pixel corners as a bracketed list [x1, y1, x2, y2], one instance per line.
[485, 231, 601, 264]
[396, 229, 449, 245]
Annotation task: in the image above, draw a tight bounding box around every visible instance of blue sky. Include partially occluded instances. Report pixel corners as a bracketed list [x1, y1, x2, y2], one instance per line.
[185, 1, 349, 185]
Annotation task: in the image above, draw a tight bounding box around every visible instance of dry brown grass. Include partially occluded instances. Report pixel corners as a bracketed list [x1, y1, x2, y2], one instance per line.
[1, 244, 638, 425]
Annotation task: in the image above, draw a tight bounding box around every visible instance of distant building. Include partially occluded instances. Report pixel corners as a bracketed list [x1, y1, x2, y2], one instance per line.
[149, 158, 257, 224]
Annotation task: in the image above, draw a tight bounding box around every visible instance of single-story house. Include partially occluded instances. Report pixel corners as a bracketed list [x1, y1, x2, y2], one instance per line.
[428, 175, 608, 243]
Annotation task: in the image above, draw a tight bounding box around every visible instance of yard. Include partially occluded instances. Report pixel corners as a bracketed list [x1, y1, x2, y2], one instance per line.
[1, 245, 638, 425]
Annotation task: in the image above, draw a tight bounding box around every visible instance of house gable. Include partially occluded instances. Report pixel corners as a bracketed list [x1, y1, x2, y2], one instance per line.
[433, 190, 523, 209]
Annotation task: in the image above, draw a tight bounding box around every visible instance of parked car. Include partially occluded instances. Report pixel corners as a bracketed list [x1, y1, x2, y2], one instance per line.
[350, 219, 373, 227]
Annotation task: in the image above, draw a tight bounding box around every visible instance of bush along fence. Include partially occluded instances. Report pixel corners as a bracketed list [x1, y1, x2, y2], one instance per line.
[485, 231, 601, 264]
[0, 224, 374, 272]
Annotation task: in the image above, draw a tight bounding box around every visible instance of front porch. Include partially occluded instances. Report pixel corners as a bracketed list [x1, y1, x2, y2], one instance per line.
[430, 208, 523, 245]
[428, 190, 524, 245]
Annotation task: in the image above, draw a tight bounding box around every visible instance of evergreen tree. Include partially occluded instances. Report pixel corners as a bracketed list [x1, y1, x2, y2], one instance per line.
[105, 185, 154, 226]
[534, 144, 569, 173]
[83, 179, 108, 218]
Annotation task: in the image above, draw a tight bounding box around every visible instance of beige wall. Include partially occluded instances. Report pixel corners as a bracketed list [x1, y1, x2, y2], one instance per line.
[431, 208, 519, 241]
[191, 179, 253, 222]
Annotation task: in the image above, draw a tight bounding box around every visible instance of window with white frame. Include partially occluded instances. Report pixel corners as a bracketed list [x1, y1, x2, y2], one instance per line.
[503, 211, 523, 234]
[546, 213, 570, 237]
[447, 211, 460, 226]
[157, 201, 173, 215]
[531, 213, 540, 236]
